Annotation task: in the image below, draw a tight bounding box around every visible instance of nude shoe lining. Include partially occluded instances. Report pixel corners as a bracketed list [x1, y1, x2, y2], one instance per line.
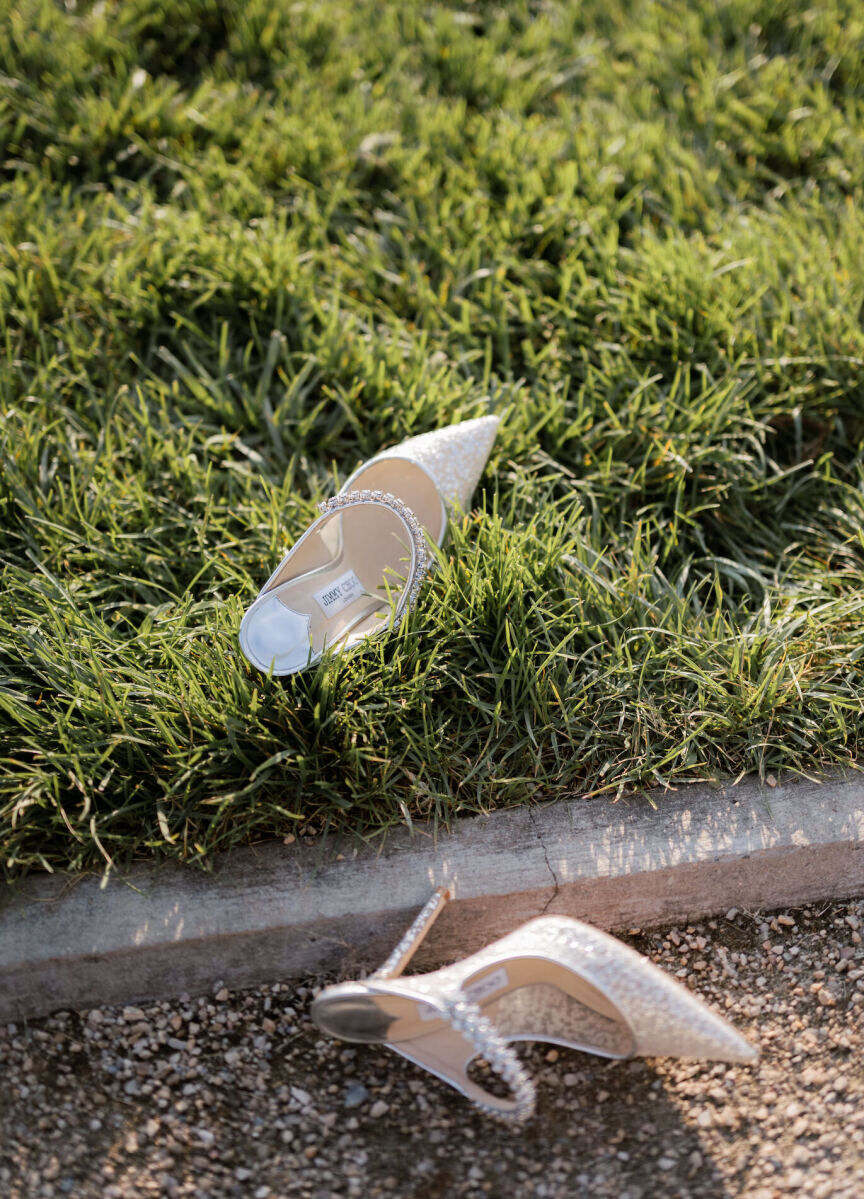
[343, 458, 446, 545]
[242, 504, 415, 671]
[312, 957, 636, 1112]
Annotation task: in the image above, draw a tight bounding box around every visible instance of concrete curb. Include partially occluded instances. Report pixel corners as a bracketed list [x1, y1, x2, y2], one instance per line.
[2, 775, 863, 1022]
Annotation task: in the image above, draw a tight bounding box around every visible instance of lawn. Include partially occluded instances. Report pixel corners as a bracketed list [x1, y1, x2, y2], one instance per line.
[2, 0, 864, 883]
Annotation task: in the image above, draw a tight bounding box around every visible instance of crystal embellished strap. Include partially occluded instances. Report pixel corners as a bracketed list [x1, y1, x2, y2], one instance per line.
[316, 488, 431, 629]
[443, 995, 536, 1123]
[374, 888, 536, 1123]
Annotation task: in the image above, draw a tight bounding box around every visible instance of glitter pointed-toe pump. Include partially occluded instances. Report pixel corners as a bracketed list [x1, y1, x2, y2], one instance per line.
[239, 416, 499, 675]
[311, 889, 758, 1122]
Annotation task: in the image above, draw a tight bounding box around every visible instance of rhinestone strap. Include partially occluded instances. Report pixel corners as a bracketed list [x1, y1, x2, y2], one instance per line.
[444, 996, 537, 1123]
[374, 889, 536, 1122]
[316, 488, 431, 629]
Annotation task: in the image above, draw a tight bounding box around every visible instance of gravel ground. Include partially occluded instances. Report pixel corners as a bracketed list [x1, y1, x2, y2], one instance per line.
[2, 897, 863, 1198]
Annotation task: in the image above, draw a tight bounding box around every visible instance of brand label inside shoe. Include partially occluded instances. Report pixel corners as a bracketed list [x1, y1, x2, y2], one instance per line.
[312, 570, 365, 617]
[464, 967, 509, 1004]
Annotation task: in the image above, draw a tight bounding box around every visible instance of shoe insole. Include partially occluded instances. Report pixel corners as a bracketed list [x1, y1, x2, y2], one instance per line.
[241, 504, 415, 674]
[315, 958, 633, 1058]
[345, 458, 446, 545]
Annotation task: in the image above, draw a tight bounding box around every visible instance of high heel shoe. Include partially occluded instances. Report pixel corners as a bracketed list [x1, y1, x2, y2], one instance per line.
[239, 416, 499, 675]
[311, 889, 758, 1122]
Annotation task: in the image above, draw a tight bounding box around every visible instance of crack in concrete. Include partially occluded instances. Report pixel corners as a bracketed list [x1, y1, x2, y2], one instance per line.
[528, 809, 560, 914]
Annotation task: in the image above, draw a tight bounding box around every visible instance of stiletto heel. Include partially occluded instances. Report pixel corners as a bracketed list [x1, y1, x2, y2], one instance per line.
[373, 886, 453, 980]
[312, 891, 758, 1122]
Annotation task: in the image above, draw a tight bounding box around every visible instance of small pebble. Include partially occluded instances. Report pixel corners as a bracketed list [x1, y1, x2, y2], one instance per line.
[344, 1083, 369, 1109]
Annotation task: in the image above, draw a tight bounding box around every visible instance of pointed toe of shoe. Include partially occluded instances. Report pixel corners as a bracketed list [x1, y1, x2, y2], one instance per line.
[626, 968, 759, 1064]
[239, 590, 314, 676]
[667, 1007, 759, 1064]
[508, 917, 758, 1067]
[340, 415, 501, 542]
[407, 414, 500, 514]
[715, 1025, 759, 1064]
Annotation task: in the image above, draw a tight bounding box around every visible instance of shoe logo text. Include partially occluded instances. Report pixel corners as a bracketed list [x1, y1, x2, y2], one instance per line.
[313, 570, 365, 617]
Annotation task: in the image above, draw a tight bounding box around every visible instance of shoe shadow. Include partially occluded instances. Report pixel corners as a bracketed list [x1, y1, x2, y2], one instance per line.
[341, 1040, 739, 1199]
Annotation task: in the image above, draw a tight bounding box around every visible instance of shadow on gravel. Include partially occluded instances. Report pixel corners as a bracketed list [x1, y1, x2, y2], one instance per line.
[2, 899, 862, 1199]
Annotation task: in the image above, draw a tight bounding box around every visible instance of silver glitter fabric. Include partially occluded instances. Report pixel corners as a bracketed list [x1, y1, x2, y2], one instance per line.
[345, 415, 500, 516]
[491, 982, 634, 1059]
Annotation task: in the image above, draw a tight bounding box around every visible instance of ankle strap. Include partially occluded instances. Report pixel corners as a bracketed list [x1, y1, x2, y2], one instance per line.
[372, 890, 535, 1122]
[443, 995, 536, 1123]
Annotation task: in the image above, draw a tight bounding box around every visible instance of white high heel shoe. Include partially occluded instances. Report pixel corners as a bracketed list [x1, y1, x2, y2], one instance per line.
[239, 416, 499, 676]
[311, 889, 758, 1122]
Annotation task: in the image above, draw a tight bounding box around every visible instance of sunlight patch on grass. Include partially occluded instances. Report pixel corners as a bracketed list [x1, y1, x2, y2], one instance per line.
[2, 0, 864, 880]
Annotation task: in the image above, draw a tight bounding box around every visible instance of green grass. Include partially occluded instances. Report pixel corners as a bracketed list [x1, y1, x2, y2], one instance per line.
[3, 0, 864, 883]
